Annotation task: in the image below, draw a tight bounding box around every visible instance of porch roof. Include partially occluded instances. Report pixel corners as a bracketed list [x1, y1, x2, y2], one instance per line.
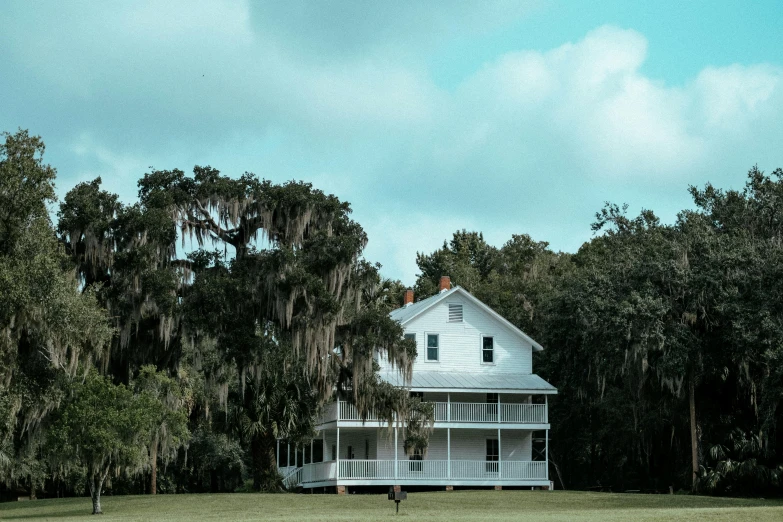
[379, 371, 557, 394]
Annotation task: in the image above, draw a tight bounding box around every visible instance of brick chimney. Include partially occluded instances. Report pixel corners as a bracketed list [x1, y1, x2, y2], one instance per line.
[439, 276, 451, 293]
[404, 289, 414, 306]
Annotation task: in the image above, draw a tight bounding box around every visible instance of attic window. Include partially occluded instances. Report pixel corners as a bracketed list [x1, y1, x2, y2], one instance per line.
[448, 304, 463, 322]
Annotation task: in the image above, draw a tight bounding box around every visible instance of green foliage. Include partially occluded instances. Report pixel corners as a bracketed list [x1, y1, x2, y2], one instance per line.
[49, 372, 158, 474]
[413, 167, 783, 495]
[699, 429, 783, 496]
[48, 371, 163, 512]
[0, 130, 112, 498]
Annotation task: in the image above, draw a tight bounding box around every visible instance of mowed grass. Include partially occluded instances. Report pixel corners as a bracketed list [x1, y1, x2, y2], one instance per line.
[2, 490, 783, 522]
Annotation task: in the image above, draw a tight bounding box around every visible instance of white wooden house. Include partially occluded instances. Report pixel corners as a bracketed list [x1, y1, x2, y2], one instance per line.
[278, 276, 556, 491]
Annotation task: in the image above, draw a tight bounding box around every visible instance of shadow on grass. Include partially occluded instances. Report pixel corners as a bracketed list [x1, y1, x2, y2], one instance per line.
[0, 498, 94, 520]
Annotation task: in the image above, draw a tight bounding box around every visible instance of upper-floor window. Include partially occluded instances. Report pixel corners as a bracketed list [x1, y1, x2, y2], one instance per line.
[426, 334, 439, 361]
[482, 336, 494, 363]
[448, 304, 463, 322]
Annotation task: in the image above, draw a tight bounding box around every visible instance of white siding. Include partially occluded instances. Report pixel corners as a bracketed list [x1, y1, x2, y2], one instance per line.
[325, 429, 377, 460]
[381, 293, 534, 375]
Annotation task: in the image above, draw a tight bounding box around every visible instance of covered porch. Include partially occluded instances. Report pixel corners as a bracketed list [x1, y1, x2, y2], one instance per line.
[299, 458, 548, 487]
[278, 426, 550, 489]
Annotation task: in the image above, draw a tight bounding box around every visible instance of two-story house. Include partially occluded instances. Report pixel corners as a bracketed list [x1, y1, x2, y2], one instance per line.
[278, 276, 556, 492]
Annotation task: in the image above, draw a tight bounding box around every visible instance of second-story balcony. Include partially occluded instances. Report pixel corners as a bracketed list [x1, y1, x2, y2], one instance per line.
[319, 399, 548, 426]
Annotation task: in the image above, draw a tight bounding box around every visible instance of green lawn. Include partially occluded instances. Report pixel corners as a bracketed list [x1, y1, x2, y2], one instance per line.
[2, 490, 783, 521]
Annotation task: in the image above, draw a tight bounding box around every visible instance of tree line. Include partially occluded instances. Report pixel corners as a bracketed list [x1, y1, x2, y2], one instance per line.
[414, 171, 783, 495]
[1, 128, 781, 510]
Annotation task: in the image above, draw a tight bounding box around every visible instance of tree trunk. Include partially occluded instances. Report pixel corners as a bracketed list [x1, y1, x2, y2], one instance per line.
[260, 429, 278, 472]
[89, 474, 105, 515]
[251, 433, 263, 490]
[689, 376, 699, 489]
[251, 429, 279, 491]
[150, 434, 158, 495]
[29, 474, 36, 500]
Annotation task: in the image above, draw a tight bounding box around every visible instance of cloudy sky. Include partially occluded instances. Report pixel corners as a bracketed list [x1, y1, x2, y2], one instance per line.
[2, 1, 782, 284]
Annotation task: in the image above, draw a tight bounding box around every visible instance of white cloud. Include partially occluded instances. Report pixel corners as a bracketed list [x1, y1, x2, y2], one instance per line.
[3, 5, 783, 283]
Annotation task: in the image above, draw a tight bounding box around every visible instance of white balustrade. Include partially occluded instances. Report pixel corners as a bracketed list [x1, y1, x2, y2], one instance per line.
[321, 401, 547, 424]
[396, 459, 449, 479]
[338, 402, 379, 422]
[500, 460, 547, 480]
[451, 459, 498, 479]
[338, 459, 395, 479]
[434, 402, 449, 421]
[281, 467, 302, 488]
[500, 403, 547, 423]
[434, 402, 547, 424]
[301, 461, 336, 483]
[296, 459, 545, 484]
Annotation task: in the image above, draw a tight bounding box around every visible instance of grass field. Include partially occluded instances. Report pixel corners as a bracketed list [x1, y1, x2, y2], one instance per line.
[2, 490, 783, 521]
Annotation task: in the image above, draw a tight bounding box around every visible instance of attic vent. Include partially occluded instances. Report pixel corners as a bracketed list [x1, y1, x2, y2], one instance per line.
[448, 304, 463, 322]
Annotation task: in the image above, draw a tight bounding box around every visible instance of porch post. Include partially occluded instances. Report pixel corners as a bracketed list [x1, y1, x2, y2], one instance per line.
[447, 393, 450, 422]
[276, 440, 280, 469]
[322, 434, 327, 462]
[295, 445, 298, 467]
[546, 428, 550, 481]
[545, 395, 548, 423]
[310, 439, 314, 465]
[447, 428, 451, 479]
[394, 427, 398, 480]
[287, 444, 291, 468]
[336, 428, 340, 479]
[498, 428, 502, 480]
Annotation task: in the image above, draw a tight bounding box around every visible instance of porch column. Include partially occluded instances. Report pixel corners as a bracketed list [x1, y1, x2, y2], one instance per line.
[336, 428, 340, 479]
[447, 428, 451, 479]
[287, 443, 291, 468]
[276, 440, 280, 469]
[447, 393, 451, 421]
[322, 434, 327, 462]
[498, 428, 502, 480]
[394, 427, 398, 480]
[310, 439, 314, 465]
[546, 428, 550, 481]
[295, 445, 298, 467]
[497, 393, 501, 423]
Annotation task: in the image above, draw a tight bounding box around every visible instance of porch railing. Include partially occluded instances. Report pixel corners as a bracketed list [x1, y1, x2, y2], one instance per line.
[321, 402, 547, 424]
[299, 460, 547, 484]
[281, 466, 302, 488]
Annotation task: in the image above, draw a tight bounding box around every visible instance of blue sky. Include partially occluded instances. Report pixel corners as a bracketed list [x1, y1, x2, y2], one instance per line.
[2, 1, 782, 284]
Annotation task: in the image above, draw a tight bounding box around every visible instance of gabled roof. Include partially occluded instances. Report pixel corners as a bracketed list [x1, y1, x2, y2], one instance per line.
[380, 370, 556, 394]
[390, 286, 544, 351]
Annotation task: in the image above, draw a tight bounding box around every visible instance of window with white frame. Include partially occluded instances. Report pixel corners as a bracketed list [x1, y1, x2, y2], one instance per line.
[426, 334, 439, 361]
[482, 336, 494, 363]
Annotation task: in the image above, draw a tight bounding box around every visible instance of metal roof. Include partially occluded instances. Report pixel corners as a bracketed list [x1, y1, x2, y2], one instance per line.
[379, 371, 557, 393]
[389, 286, 544, 351]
